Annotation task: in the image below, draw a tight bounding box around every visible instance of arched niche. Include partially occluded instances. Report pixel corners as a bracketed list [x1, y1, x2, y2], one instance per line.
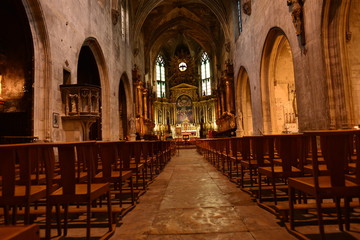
[236, 67, 253, 136]
[76, 39, 109, 140]
[119, 73, 131, 139]
[0, 0, 35, 141]
[261, 28, 298, 134]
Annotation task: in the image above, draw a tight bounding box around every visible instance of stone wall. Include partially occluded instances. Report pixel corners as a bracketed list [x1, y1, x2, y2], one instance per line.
[31, 0, 134, 141]
[233, 0, 328, 133]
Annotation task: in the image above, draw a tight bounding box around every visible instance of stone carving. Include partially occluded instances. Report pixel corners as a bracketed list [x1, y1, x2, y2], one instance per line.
[243, 1, 251, 15]
[287, 0, 305, 45]
[129, 117, 136, 134]
[69, 93, 78, 114]
[225, 42, 230, 52]
[112, 9, 120, 25]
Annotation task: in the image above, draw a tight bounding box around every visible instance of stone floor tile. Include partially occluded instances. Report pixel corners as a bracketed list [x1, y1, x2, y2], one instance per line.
[147, 232, 255, 240]
[111, 149, 296, 240]
[250, 229, 298, 240]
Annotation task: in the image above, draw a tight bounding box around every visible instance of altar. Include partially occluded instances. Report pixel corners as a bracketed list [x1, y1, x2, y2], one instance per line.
[173, 120, 200, 138]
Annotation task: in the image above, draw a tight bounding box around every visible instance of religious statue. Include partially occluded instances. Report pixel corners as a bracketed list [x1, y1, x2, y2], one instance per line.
[69, 93, 78, 113]
[243, 1, 252, 16]
[128, 117, 136, 134]
[287, 0, 304, 36]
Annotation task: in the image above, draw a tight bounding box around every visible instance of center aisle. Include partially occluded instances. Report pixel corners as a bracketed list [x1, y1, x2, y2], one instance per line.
[112, 149, 296, 240]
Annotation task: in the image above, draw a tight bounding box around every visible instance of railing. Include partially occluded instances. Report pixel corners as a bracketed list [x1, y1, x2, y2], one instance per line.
[60, 84, 101, 118]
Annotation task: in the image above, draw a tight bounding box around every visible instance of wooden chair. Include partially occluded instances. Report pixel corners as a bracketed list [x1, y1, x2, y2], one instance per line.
[45, 142, 113, 239]
[228, 138, 242, 181]
[239, 136, 252, 187]
[0, 143, 57, 225]
[123, 141, 147, 190]
[141, 141, 156, 180]
[257, 134, 303, 205]
[95, 141, 135, 207]
[288, 130, 360, 239]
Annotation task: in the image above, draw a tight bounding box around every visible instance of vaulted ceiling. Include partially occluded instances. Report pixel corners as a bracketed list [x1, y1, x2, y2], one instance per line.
[130, 0, 231, 73]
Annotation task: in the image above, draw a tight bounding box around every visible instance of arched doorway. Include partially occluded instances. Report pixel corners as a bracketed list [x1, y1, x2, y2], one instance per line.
[119, 74, 129, 139]
[237, 67, 253, 136]
[0, 0, 34, 142]
[77, 45, 102, 140]
[261, 28, 298, 134]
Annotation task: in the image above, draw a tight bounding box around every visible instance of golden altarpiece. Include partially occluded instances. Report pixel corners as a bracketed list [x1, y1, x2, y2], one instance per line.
[151, 53, 237, 139]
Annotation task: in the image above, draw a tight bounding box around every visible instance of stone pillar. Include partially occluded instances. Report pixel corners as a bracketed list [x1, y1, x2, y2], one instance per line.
[224, 62, 235, 114]
[220, 87, 226, 114]
[143, 88, 148, 119]
[216, 93, 222, 119]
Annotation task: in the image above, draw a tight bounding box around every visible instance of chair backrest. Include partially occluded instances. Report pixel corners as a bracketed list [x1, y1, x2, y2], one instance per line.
[0, 145, 17, 198]
[304, 130, 358, 187]
[249, 136, 266, 166]
[0, 143, 56, 199]
[97, 141, 122, 181]
[230, 138, 240, 158]
[57, 143, 78, 195]
[241, 136, 251, 161]
[355, 132, 360, 184]
[56, 141, 96, 195]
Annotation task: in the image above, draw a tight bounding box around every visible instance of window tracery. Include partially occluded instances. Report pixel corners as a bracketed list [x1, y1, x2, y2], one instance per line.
[156, 55, 166, 98]
[201, 52, 211, 96]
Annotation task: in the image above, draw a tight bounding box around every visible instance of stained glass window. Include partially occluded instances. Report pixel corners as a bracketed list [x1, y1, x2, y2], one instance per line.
[201, 52, 211, 96]
[156, 55, 166, 98]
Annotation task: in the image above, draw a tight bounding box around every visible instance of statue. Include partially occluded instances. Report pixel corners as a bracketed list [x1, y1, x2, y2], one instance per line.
[69, 93, 78, 113]
[129, 117, 136, 134]
[287, 0, 304, 36]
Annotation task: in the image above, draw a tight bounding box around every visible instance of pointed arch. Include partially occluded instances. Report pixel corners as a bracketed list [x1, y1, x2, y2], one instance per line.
[119, 72, 131, 139]
[21, 0, 52, 140]
[236, 66, 253, 136]
[78, 37, 110, 140]
[260, 28, 298, 134]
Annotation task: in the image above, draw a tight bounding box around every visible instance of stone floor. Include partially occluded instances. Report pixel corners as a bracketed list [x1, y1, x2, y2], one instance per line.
[112, 149, 296, 240]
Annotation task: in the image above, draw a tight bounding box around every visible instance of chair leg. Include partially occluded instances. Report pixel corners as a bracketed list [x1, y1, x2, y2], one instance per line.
[107, 191, 113, 230]
[344, 197, 350, 231]
[272, 176, 277, 205]
[12, 205, 17, 225]
[258, 173, 262, 202]
[142, 169, 146, 190]
[130, 177, 135, 205]
[240, 165, 244, 188]
[315, 196, 326, 239]
[56, 204, 61, 236]
[250, 168, 253, 187]
[45, 203, 52, 240]
[3, 206, 10, 225]
[289, 186, 295, 230]
[63, 204, 69, 236]
[86, 202, 91, 239]
[335, 197, 343, 231]
[119, 180, 123, 207]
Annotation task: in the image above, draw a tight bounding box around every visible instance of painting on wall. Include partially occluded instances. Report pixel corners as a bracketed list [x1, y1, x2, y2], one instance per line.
[176, 95, 193, 123]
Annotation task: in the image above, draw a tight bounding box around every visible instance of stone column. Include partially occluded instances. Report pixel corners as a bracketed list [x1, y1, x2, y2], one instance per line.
[216, 93, 221, 119]
[143, 88, 148, 119]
